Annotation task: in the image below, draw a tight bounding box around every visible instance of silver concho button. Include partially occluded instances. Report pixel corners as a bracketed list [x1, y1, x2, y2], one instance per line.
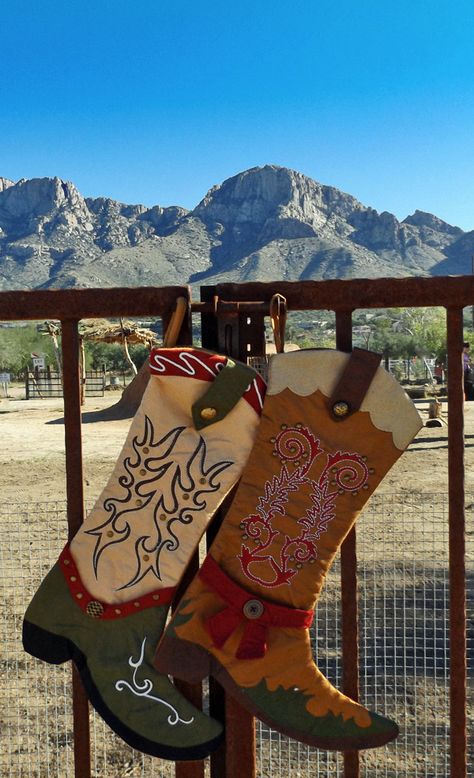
[332, 401, 350, 418]
[243, 599, 264, 619]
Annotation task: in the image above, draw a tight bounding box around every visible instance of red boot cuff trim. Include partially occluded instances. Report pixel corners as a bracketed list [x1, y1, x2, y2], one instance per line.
[149, 348, 266, 416]
[199, 555, 314, 659]
[59, 545, 176, 620]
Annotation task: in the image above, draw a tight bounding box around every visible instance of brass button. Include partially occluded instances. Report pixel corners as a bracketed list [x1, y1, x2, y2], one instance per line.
[152, 594, 160, 601]
[76, 593, 83, 599]
[332, 401, 350, 418]
[63, 559, 70, 565]
[134, 601, 140, 608]
[200, 407, 217, 420]
[70, 576, 77, 582]
[86, 600, 104, 618]
[114, 608, 121, 615]
[243, 599, 264, 619]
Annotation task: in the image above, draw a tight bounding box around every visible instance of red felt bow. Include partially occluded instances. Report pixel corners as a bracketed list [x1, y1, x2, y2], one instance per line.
[199, 555, 313, 660]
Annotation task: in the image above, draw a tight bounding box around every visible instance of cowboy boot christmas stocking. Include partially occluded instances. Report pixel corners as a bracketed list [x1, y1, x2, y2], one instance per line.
[154, 348, 422, 751]
[23, 347, 266, 760]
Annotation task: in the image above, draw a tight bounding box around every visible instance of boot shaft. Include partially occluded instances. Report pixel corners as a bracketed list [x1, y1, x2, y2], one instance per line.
[70, 347, 266, 603]
[208, 349, 422, 610]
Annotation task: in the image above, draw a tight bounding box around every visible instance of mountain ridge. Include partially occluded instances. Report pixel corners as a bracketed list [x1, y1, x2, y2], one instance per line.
[0, 165, 472, 291]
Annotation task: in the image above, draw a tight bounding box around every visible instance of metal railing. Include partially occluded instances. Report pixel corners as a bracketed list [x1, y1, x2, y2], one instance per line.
[0, 277, 472, 778]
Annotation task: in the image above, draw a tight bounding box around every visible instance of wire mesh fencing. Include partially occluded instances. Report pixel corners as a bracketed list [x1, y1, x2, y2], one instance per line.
[1, 495, 473, 777]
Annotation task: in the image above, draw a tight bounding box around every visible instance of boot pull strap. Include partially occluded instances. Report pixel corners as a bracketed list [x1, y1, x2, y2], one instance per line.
[270, 294, 287, 354]
[192, 359, 257, 430]
[329, 348, 381, 421]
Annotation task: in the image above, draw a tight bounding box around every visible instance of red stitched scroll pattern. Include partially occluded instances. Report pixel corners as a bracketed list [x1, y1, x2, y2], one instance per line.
[238, 425, 370, 588]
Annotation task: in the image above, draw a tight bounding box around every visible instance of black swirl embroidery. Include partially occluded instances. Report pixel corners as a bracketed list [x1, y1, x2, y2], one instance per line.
[85, 415, 233, 589]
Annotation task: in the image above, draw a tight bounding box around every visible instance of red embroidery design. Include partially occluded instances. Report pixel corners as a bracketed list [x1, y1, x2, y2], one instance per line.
[238, 425, 369, 587]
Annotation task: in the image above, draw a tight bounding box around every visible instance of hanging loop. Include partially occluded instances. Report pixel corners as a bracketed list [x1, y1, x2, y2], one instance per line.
[269, 294, 287, 354]
[163, 296, 190, 347]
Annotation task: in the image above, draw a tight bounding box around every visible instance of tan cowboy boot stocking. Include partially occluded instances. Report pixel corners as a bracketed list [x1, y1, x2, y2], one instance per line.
[154, 348, 422, 751]
[23, 347, 266, 760]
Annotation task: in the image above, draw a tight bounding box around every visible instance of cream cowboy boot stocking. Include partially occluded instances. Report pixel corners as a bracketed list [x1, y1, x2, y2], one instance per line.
[23, 347, 266, 760]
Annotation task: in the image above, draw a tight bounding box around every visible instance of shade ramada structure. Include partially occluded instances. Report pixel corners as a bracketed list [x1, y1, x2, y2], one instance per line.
[78, 317, 158, 418]
[79, 317, 156, 357]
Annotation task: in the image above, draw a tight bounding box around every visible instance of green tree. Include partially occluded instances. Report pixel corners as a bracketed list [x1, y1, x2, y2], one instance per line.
[84, 341, 149, 372]
[0, 324, 57, 375]
[352, 307, 447, 361]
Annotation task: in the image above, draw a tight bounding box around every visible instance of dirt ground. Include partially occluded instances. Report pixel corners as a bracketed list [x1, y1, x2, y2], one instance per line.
[1, 384, 474, 504]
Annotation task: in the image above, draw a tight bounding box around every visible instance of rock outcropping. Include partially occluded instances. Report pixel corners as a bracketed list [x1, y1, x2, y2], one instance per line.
[0, 166, 470, 291]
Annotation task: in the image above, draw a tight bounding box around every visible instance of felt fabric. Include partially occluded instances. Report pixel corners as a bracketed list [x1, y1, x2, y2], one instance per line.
[23, 347, 266, 760]
[154, 348, 422, 752]
[199, 555, 313, 659]
[70, 347, 266, 602]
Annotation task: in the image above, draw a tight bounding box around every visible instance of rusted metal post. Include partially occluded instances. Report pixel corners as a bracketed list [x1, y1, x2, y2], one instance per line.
[221, 308, 259, 778]
[225, 697, 256, 777]
[201, 289, 257, 778]
[335, 310, 360, 778]
[446, 307, 467, 778]
[61, 319, 91, 778]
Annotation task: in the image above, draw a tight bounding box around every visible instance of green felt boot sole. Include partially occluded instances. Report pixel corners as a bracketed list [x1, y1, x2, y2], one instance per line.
[23, 563, 223, 760]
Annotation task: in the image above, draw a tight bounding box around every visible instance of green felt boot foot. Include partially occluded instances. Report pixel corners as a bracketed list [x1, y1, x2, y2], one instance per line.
[23, 562, 223, 760]
[232, 671, 399, 751]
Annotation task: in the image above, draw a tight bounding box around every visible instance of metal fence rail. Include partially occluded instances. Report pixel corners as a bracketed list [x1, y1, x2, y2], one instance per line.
[0, 277, 472, 778]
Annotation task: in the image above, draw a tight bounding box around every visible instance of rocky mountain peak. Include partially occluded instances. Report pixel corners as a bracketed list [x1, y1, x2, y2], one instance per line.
[0, 176, 86, 220]
[191, 165, 368, 265]
[138, 204, 189, 234]
[403, 209, 462, 236]
[0, 167, 471, 291]
[0, 176, 93, 245]
[194, 165, 364, 227]
[193, 166, 298, 233]
[0, 177, 14, 192]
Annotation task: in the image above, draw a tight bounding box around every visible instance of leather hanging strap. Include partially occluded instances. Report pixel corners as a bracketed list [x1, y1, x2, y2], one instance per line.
[270, 294, 287, 354]
[163, 296, 189, 347]
[328, 347, 381, 421]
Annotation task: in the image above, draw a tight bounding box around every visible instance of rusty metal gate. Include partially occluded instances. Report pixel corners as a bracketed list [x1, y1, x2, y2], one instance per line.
[25, 369, 106, 398]
[0, 278, 472, 778]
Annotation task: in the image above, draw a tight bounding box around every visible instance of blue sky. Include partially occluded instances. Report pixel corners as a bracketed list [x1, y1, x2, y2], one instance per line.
[2, 0, 474, 229]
